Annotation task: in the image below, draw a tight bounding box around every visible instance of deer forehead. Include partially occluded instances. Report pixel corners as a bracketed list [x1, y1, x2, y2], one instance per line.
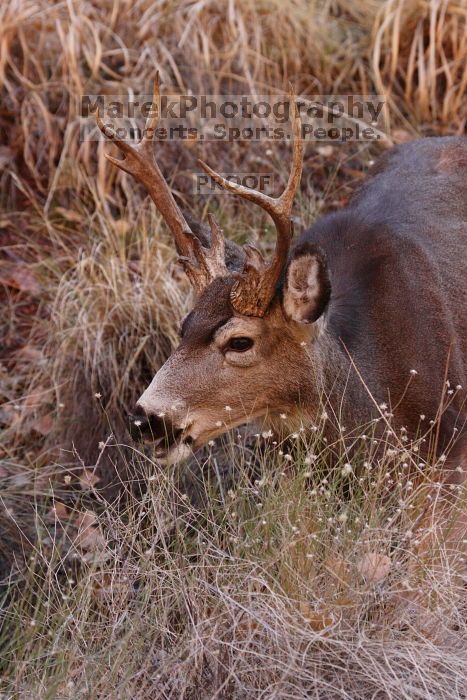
[181, 281, 291, 351]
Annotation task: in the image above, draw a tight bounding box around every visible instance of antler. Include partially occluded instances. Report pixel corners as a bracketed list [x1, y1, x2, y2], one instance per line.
[95, 72, 229, 293]
[198, 94, 303, 316]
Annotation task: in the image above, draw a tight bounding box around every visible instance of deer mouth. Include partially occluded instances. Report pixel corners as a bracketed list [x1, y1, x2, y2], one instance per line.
[149, 425, 195, 465]
[150, 409, 270, 465]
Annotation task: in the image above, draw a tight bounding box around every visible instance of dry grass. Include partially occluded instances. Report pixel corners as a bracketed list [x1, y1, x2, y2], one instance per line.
[0, 0, 466, 697]
[1, 429, 466, 698]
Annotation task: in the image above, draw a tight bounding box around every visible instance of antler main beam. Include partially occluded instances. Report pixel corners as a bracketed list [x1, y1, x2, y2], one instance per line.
[198, 95, 303, 316]
[95, 73, 228, 292]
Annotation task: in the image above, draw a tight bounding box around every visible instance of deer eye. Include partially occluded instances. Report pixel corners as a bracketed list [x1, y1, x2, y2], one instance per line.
[226, 337, 254, 352]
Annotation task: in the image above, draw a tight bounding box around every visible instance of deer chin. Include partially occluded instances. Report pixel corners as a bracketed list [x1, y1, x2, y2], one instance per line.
[155, 440, 194, 467]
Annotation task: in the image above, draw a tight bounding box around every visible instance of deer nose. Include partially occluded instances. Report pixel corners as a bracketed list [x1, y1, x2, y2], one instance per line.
[129, 404, 183, 446]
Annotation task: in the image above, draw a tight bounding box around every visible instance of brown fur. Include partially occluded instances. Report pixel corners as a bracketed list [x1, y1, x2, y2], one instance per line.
[135, 136, 466, 468]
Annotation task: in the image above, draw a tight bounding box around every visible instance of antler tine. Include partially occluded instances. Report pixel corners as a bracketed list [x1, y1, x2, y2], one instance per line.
[96, 73, 194, 261]
[198, 92, 303, 316]
[198, 97, 302, 230]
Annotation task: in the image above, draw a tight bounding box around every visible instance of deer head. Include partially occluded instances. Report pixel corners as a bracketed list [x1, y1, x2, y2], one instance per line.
[96, 75, 331, 463]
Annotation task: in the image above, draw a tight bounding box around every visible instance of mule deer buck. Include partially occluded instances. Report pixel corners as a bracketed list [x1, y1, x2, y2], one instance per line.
[96, 76, 466, 475]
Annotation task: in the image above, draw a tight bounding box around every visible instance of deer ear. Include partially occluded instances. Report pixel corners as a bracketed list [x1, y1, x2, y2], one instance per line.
[282, 244, 331, 323]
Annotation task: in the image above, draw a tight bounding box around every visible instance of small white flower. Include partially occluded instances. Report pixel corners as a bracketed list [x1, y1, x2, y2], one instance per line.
[420, 414, 425, 420]
[341, 463, 353, 476]
[410, 369, 418, 376]
[279, 413, 287, 420]
[94, 392, 102, 399]
[208, 440, 215, 446]
[321, 411, 328, 421]
[224, 405, 232, 412]
[455, 384, 462, 391]
[284, 454, 293, 462]
[133, 419, 142, 427]
[157, 412, 165, 418]
[439, 454, 447, 462]
[261, 430, 273, 439]
[379, 402, 387, 410]
[215, 420, 222, 427]
[98, 441, 105, 449]
[300, 341, 307, 347]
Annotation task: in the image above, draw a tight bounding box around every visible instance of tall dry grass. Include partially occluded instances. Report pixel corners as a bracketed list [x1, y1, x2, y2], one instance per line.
[0, 0, 466, 697]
